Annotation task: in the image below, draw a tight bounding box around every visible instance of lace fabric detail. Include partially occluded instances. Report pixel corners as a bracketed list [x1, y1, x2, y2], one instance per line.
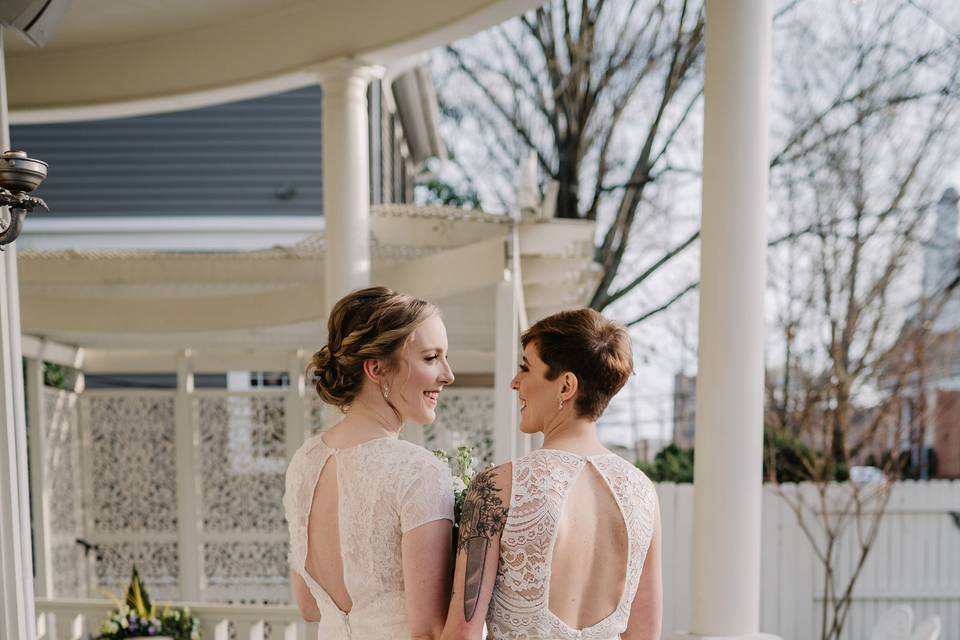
[284, 435, 454, 639]
[488, 449, 657, 640]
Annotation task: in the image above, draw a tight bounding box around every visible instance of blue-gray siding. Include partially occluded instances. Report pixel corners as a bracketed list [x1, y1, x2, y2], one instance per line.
[11, 86, 325, 217]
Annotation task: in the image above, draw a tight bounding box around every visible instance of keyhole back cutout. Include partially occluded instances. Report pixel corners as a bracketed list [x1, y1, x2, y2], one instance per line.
[305, 455, 354, 615]
[547, 461, 628, 630]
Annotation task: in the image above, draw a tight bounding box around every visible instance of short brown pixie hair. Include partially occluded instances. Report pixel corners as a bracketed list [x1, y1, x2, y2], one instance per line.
[521, 308, 633, 420]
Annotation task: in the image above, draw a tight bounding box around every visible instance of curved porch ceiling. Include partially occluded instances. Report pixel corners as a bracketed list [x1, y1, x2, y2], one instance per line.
[7, 0, 544, 123]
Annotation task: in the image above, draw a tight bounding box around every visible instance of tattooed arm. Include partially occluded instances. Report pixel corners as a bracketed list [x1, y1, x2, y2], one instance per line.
[440, 463, 512, 640]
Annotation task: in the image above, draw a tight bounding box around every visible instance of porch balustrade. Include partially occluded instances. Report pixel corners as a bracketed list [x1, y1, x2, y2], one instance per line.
[35, 598, 315, 640]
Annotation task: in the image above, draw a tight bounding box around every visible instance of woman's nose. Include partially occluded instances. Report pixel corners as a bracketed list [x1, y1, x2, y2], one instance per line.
[510, 374, 519, 389]
[441, 360, 455, 385]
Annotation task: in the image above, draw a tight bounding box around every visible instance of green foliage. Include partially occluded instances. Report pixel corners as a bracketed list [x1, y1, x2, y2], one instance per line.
[433, 445, 480, 543]
[42, 362, 72, 390]
[419, 177, 482, 208]
[636, 444, 694, 483]
[638, 434, 850, 484]
[763, 429, 848, 483]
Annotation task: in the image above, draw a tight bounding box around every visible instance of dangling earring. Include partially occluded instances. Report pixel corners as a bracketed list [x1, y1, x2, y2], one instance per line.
[383, 383, 390, 400]
[558, 397, 564, 410]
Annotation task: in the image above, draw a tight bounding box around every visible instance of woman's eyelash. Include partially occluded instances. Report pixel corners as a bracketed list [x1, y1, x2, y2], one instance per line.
[518, 364, 529, 372]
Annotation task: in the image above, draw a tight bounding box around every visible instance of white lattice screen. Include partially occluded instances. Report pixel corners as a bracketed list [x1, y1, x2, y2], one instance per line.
[195, 393, 290, 603]
[35, 385, 495, 604]
[424, 389, 496, 464]
[81, 392, 180, 601]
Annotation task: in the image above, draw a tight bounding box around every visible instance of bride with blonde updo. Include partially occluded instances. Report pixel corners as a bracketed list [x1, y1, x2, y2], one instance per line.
[284, 286, 456, 640]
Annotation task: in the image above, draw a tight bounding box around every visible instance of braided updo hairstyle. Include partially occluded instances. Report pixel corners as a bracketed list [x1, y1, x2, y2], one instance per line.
[308, 286, 439, 410]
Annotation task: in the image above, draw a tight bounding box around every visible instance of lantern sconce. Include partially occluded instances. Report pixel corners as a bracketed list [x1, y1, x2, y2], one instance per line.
[0, 149, 48, 249]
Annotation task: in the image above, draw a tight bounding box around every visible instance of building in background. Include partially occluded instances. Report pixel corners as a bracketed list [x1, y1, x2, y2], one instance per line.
[918, 187, 960, 478]
[672, 372, 697, 450]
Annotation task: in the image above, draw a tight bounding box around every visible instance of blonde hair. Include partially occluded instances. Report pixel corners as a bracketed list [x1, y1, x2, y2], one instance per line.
[308, 287, 438, 411]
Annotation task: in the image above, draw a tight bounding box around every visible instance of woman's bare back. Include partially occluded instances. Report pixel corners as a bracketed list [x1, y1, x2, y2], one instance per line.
[487, 448, 657, 640]
[549, 462, 629, 628]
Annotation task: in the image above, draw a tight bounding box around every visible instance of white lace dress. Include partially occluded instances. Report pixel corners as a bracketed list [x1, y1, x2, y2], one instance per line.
[284, 435, 454, 639]
[488, 449, 658, 640]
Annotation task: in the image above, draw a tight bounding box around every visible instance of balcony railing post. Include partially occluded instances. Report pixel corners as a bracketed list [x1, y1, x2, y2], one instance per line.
[27, 357, 54, 599]
[286, 350, 307, 458]
[175, 350, 203, 600]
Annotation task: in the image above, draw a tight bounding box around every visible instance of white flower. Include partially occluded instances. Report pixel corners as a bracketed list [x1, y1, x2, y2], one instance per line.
[453, 477, 467, 493]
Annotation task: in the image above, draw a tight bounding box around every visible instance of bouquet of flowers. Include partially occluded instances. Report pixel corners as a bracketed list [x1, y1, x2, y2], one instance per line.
[433, 445, 480, 538]
[95, 566, 201, 640]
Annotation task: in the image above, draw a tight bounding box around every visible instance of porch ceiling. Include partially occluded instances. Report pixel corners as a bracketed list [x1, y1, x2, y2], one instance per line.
[16, 207, 598, 373]
[6, 0, 545, 122]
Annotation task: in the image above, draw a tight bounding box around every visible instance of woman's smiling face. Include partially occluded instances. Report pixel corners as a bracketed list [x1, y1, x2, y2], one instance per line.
[388, 314, 455, 425]
[511, 340, 562, 434]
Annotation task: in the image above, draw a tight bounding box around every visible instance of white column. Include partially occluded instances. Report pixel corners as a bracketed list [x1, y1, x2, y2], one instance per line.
[26, 358, 54, 599]
[672, 2, 778, 640]
[174, 350, 202, 601]
[317, 59, 383, 313]
[0, 27, 39, 640]
[285, 350, 307, 458]
[493, 269, 519, 464]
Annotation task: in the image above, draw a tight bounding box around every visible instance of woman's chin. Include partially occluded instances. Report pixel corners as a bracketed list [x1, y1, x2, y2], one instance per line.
[414, 409, 436, 425]
[518, 418, 539, 434]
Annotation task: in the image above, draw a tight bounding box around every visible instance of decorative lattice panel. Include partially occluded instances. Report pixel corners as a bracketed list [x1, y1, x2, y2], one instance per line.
[196, 394, 289, 603]
[81, 393, 179, 595]
[202, 541, 290, 604]
[84, 394, 178, 533]
[425, 389, 495, 464]
[95, 541, 180, 601]
[197, 395, 287, 533]
[307, 399, 325, 436]
[43, 387, 86, 597]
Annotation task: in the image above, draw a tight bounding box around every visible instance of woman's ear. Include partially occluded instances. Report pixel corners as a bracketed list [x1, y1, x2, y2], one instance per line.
[363, 359, 385, 384]
[560, 371, 578, 401]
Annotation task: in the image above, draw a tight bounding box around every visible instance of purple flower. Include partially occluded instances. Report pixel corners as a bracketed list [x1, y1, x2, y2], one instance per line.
[148, 626, 157, 634]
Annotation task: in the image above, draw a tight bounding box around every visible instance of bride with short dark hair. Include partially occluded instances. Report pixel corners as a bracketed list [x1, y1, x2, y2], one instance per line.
[441, 308, 662, 640]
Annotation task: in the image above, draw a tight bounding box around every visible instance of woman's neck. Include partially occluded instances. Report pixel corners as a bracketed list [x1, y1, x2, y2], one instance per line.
[324, 395, 404, 446]
[541, 418, 606, 455]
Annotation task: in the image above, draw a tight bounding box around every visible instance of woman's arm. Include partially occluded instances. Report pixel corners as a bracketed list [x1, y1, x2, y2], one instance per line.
[621, 495, 663, 640]
[291, 571, 322, 622]
[403, 518, 454, 640]
[440, 463, 512, 640]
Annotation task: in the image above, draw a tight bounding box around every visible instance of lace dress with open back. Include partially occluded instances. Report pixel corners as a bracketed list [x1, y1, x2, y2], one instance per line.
[284, 434, 453, 639]
[487, 448, 657, 640]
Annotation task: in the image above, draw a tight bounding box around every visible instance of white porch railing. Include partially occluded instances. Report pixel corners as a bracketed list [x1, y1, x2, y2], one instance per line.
[35, 598, 317, 640]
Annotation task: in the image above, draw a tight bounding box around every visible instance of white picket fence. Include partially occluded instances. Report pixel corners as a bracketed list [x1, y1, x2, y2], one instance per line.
[658, 481, 960, 640]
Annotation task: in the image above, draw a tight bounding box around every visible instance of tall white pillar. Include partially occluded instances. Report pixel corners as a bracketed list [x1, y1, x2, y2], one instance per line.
[26, 358, 53, 600]
[174, 351, 202, 601]
[285, 350, 307, 457]
[317, 59, 383, 313]
[672, 2, 778, 640]
[493, 269, 519, 464]
[0, 27, 39, 640]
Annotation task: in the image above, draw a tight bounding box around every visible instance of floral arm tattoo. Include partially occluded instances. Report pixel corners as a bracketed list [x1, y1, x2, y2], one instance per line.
[457, 468, 508, 622]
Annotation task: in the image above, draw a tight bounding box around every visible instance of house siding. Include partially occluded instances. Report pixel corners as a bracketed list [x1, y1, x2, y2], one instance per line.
[12, 86, 325, 218]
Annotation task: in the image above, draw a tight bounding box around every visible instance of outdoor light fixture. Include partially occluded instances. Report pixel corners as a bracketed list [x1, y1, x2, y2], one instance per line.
[0, 150, 48, 249]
